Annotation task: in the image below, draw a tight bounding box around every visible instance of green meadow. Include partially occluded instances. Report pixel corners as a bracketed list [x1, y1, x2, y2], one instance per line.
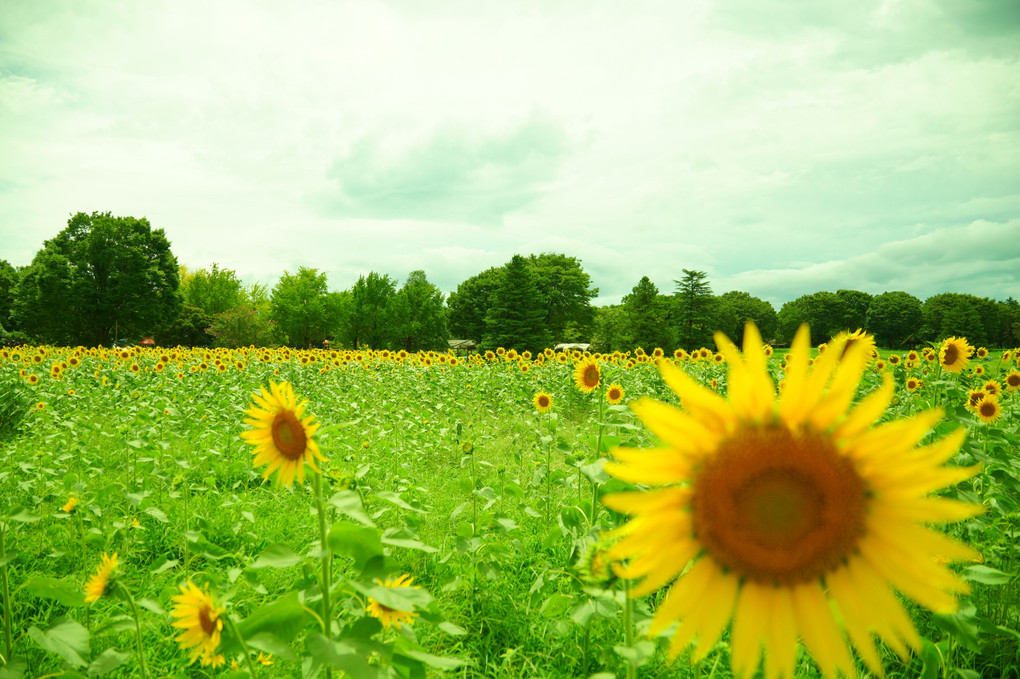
[0, 341, 1017, 679]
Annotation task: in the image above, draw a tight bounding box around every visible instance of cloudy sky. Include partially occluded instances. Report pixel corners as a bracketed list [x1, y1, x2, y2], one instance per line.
[1, 0, 1018, 308]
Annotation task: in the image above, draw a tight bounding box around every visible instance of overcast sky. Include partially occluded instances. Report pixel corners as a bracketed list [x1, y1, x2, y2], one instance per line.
[1, 0, 1018, 308]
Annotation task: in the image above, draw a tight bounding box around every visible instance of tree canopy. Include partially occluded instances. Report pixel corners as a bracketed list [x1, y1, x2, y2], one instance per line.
[482, 254, 553, 352]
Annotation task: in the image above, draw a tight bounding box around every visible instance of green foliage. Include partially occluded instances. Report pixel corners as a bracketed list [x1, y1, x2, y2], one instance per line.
[528, 253, 598, 342]
[622, 277, 673, 353]
[867, 291, 924, 347]
[0, 260, 18, 332]
[180, 263, 244, 316]
[447, 267, 502, 341]
[208, 306, 279, 347]
[777, 291, 849, 345]
[390, 271, 450, 352]
[155, 304, 213, 347]
[922, 293, 989, 344]
[673, 269, 714, 350]
[13, 212, 181, 346]
[715, 291, 779, 344]
[835, 289, 873, 331]
[346, 272, 396, 350]
[270, 267, 338, 348]
[482, 254, 553, 352]
[590, 305, 627, 353]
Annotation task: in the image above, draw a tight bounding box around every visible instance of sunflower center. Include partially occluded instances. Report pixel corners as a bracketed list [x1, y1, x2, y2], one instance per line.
[978, 401, 996, 418]
[271, 410, 307, 460]
[942, 343, 959, 366]
[583, 365, 599, 387]
[198, 606, 219, 636]
[691, 424, 867, 586]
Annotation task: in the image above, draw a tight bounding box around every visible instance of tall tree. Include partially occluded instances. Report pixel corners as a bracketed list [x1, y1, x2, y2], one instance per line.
[270, 267, 333, 348]
[921, 293, 987, 344]
[777, 292, 848, 345]
[181, 263, 244, 315]
[446, 267, 504, 340]
[390, 270, 449, 352]
[528, 253, 599, 341]
[0, 260, 19, 333]
[866, 291, 923, 347]
[14, 211, 180, 346]
[835, 289, 873, 331]
[673, 269, 714, 350]
[347, 272, 397, 349]
[623, 277, 673, 352]
[482, 254, 552, 352]
[591, 305, 628, 353]
[716, 290, 779, 342]
[209, 306, 279, 348]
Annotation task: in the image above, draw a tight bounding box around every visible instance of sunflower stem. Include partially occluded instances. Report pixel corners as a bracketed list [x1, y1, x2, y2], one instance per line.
[622, 576, 636, 679]
[1, 525, 14, 664]
[591, 391, 605, 527]
[224, 615, 260, 679]
[115, 581, 149, 679]
[311, 472, 334, 638]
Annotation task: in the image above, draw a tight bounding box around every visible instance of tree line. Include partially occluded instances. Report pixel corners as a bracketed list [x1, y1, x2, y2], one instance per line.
[1, 212, 1017, 350]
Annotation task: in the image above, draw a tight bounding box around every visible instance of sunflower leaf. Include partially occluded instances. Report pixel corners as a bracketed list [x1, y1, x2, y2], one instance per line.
[22, 576, 86, 607]
[86, 648, 132, 676]
[28, 618, 90, 668]
[249, 543, 303, 569]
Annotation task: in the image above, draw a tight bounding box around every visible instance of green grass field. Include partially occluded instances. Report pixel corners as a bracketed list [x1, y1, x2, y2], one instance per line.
[0, 339, 1018, 678]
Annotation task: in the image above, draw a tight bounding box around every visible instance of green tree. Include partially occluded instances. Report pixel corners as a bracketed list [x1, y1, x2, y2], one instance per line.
[209, 306, 279, 348]
[390, 270, 449, 352]
[716, 291, 779, 342]
[866, 291, 923, 347]
[673, 269, 714, 350]
[0, 260, 19, 332]
[921, 293, 987, 344]
[14, 211, 180, 346]
[482, 254, 552, 352]
[155, 304, 213, 347]
[777, 292, 847, 345]
[528, 253, 599, 341]
[446, 267, 504, 341]
[623, 277, 673, 352]
[591, 305, 628, 353]
[346, 272, 397, 349]
[270, 267, 333, 348]
[835, 289, 873, 331]
[181, 263, 244, 315]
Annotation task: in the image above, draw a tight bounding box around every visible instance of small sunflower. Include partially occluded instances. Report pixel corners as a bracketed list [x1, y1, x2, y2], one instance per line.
[62, 496, 78, 513]
[533, 391, 553, 413]
[241, 381, 325, 487]
[982, 380, 1000, 397]
[975, 347, 988, 359]
[1004, 369, 1020, 392]
[939, 337, 974, 373]
[84, 552, 118, 603]
[606, 383, 625, 405]
[603, 323, 981, 679]
[975, 395, 1002, 424]
[966, 389, 987, 412]
[366, 574, 420, 629]
[574, 358, 601, 393]
[171, 581, 225, 667]
[905, 377, 922, 392]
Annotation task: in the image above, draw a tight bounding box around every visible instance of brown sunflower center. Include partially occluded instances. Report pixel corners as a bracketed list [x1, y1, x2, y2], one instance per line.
[942, 343, 959, 366]
[583, 365, 600, 387]
[691, 425, 867, 586]
[537, 395, 550, 408]
[978, 401, 997, 418]
[198, 605, 219, 636]
[271, 410, 307, 460]
[1008, 374, 1020, 388]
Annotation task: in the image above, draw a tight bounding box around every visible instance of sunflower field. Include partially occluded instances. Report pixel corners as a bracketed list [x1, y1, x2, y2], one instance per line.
[0, 329, 1018, 679]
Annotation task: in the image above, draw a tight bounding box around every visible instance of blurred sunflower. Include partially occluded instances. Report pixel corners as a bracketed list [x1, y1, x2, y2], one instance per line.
[603, 323, 980, 679]
[366, 574, 420, 629]
[1005, 369, 1020, 392]
[574, 358, 601, 393]
[982, 380, 1000, 397]
[241, 381, 325, 487]
[171, 581, 225, 667]
[939, 337, 973, 373]
[84, 552, 118, 603]
[533, 392, 553, 413]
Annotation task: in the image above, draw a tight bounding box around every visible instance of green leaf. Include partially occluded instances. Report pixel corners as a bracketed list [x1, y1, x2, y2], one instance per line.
[305, 634, 382, 678]
[137, 598, 165, 615]
[87, 648, 132, 676]
[142, 507, 168, 523]
[381, 528, 438, 553]
[28, 618, 90, 668]
[23, 576, 86, 607]
[328, 522, 383, 570]
[613, 640, 656, 666]
[962, 565, 1011, 586]
[350, 580, 431, 610]
[235, 594, 314, 646]
[328, 490, 376, 527]
[249, 543, 303, 569]
[400, 649, 467, 670]
[245, 632, 296, 661]
[539, 593, 574, 618]
[150, 558, 179, 574]
[580, 458, 609, 485]
[0, 658, 28, 679]
[373, 490, 425, 513]
[7, 508, 41, 523]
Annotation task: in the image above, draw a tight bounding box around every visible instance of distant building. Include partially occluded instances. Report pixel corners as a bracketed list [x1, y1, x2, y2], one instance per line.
[447, 339, 477, 355]
[554, 343, 591, 352]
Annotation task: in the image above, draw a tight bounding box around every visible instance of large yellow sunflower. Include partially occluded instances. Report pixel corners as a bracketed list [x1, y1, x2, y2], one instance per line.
[240, 381, 324, 487]
[171, 581, 225, 667]
[602, 323, 981, 679]
[939, 336, 974, 373]
[573, 357, 601, 393]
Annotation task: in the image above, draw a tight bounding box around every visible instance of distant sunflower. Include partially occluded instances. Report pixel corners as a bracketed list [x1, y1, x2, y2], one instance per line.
[84, 552, 118, 603]
[366, 574, 420, 629]
[966, 389, 987, 411]
[975, 347, 988, 359]
[573, 358, 601, 393]
[171, 581, 225, 667]
[982, 380, 1000, 397]
[976, 395, 1002, 424]
[1005, 369, 1020, 392]
[939, 337, 973, 373]
[62, 496, 78, 513]
[905, 377, 922, 392]
[241, 381, 324, 487]
[533, 392, 553, 413]
[888, 354, 900, 365]
[606, 384, 625, 405]
[907, 350, 920, 363]
[603, 323, 980, 679]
